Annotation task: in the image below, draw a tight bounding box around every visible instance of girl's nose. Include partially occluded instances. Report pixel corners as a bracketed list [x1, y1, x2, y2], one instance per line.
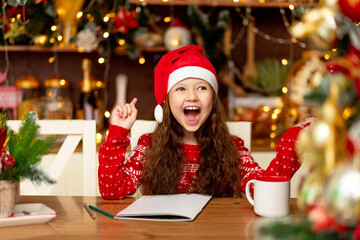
[186, 89, 198, 101]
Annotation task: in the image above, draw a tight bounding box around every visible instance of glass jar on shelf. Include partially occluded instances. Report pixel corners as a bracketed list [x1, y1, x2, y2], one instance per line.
[41, 75, 73, 119]
[15, 75, 41, 119]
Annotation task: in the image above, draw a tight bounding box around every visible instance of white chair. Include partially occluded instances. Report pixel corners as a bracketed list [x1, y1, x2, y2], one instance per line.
[7, 120, 97, 196]
[130, 120, 251, 151]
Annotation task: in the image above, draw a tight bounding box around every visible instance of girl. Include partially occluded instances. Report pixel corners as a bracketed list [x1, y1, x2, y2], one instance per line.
[99, 45, 309, 199]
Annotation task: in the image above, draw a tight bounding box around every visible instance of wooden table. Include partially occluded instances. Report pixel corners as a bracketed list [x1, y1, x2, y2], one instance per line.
[0, 196, 303, 240]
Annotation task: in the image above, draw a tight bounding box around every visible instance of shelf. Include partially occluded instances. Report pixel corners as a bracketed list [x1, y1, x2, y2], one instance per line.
[0, 45, 166, 54]
[113, 46, 166, 54]
[130, 0, 318, 8]
[0, 45, 80, 53]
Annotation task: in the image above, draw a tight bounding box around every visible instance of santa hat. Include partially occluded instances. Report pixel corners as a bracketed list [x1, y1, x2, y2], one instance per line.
[154, 45, 218, 123]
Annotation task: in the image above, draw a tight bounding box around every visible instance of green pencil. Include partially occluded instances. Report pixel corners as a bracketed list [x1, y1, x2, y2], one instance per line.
[89, 205, 115, 219]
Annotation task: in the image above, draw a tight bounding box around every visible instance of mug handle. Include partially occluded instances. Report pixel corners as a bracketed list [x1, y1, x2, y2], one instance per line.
[245, 180, 255, 206]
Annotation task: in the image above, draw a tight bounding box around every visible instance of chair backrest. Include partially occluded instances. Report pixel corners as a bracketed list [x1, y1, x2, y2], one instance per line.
[130, 120, 251, 151]
[7, 120, 97, 196]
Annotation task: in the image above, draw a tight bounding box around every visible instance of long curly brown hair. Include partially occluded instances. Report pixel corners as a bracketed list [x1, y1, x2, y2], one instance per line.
[141, 93, 240, 197]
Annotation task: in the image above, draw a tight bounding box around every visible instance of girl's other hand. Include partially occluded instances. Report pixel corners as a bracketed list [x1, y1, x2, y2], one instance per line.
[296, 117, 318, 130]
[110, 98, 138, 129]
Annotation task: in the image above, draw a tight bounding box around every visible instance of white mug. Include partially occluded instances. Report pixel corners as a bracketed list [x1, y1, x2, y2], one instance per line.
[245, 175, 290, 217]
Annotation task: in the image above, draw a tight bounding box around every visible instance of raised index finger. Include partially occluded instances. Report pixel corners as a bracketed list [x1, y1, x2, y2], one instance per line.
[130, 98, 138, 109]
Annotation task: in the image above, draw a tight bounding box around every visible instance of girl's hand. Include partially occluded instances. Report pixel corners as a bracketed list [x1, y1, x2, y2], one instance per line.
[110, 98, 138, 129]
[296, 117, 318, 129]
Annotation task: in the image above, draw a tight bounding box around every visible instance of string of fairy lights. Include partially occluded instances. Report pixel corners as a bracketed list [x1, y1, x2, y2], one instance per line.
[1, 0, 316, 145]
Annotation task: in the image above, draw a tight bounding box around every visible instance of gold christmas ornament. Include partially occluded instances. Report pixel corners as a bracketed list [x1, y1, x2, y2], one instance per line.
[296, 129, 324, 168]
[321, 0, 340, 11]
[290, 7, 337, 50]
[54, 0, 85, 46]
[310, 121, 330, 149]
[298, 170, 326, 211]
[323, 160, 360, 227]
[321, 82, 347, 176]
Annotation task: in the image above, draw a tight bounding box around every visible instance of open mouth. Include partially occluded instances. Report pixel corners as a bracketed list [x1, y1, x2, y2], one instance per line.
[184, 106, 200, 123]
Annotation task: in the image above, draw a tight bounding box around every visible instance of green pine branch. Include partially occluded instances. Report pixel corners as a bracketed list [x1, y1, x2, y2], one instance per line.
[0, 112, 56, 184]
[187, 5, 229, 71]
[259, 219, 354, 240]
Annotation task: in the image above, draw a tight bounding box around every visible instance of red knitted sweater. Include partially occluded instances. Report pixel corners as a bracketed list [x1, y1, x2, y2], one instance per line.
[98, 125, 303, 199]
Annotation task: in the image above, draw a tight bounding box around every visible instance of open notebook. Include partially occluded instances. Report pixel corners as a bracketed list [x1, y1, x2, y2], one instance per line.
[115, 193, 212, 221]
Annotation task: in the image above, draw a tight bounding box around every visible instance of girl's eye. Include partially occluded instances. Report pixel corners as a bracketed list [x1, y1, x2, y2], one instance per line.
[175, 87, 185, 91]
[198, 86, 207, 91]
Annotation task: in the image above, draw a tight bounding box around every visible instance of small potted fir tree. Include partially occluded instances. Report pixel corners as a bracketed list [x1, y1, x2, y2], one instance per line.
[0, 112, 55, 217]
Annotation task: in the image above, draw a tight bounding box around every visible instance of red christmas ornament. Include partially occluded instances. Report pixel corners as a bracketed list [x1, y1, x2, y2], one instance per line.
[338, 0, 360, 22]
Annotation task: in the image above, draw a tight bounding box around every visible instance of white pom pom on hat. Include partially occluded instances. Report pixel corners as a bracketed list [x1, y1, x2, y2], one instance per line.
[153, 45, 218, 123]
[154, 104, 164, 123]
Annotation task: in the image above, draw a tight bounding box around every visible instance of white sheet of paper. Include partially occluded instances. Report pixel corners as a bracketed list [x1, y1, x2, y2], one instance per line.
[115, 193, 212, 221]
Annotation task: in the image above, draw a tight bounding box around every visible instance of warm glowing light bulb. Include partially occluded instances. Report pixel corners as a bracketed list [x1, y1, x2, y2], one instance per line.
[271, 113, 278, 119]
[103, 32, 109, 38]
[11, 18, 16, 23]
[263, 106, 270, 112]
[96, 81, 103, 88]
[96, 133, 102, 144]
[171, 39, 180, 47]
[60, 79, 66, 86]
[324, 54, 331, 60]
[139, 57, 145, 64]
[233, 0, 240, 2]
[290, 108, 298, 117]
[104, 111, 111, 118]
[103, 16, 110, 22]
[77, 12, 83, 19]
[281, 59, 288, 66]
[50, 37, 55, 43]
[98, 58, 105, 64]
[291, 37, 297, 43]
[51, 25, 58, 31]
[282, 87, 288, 93]
[48, 57, 55, 63]
[270, 132, 276, 139]
[37, 35, 47, 45]
[271, 124, 277, 131]
[289, 5, 295, 10]
[270, 142, 276, 148]
[118, 39, 125, 46]
[57, 35, 63, 41]
[343, 107, 352, 120]
[164, 16, 172, 23]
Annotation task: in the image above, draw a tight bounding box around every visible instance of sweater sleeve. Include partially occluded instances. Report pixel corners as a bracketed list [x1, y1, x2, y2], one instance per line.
[98, 124, 150, 199]
[237, 125, 303, 194]
[263, 126, 303, 178]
